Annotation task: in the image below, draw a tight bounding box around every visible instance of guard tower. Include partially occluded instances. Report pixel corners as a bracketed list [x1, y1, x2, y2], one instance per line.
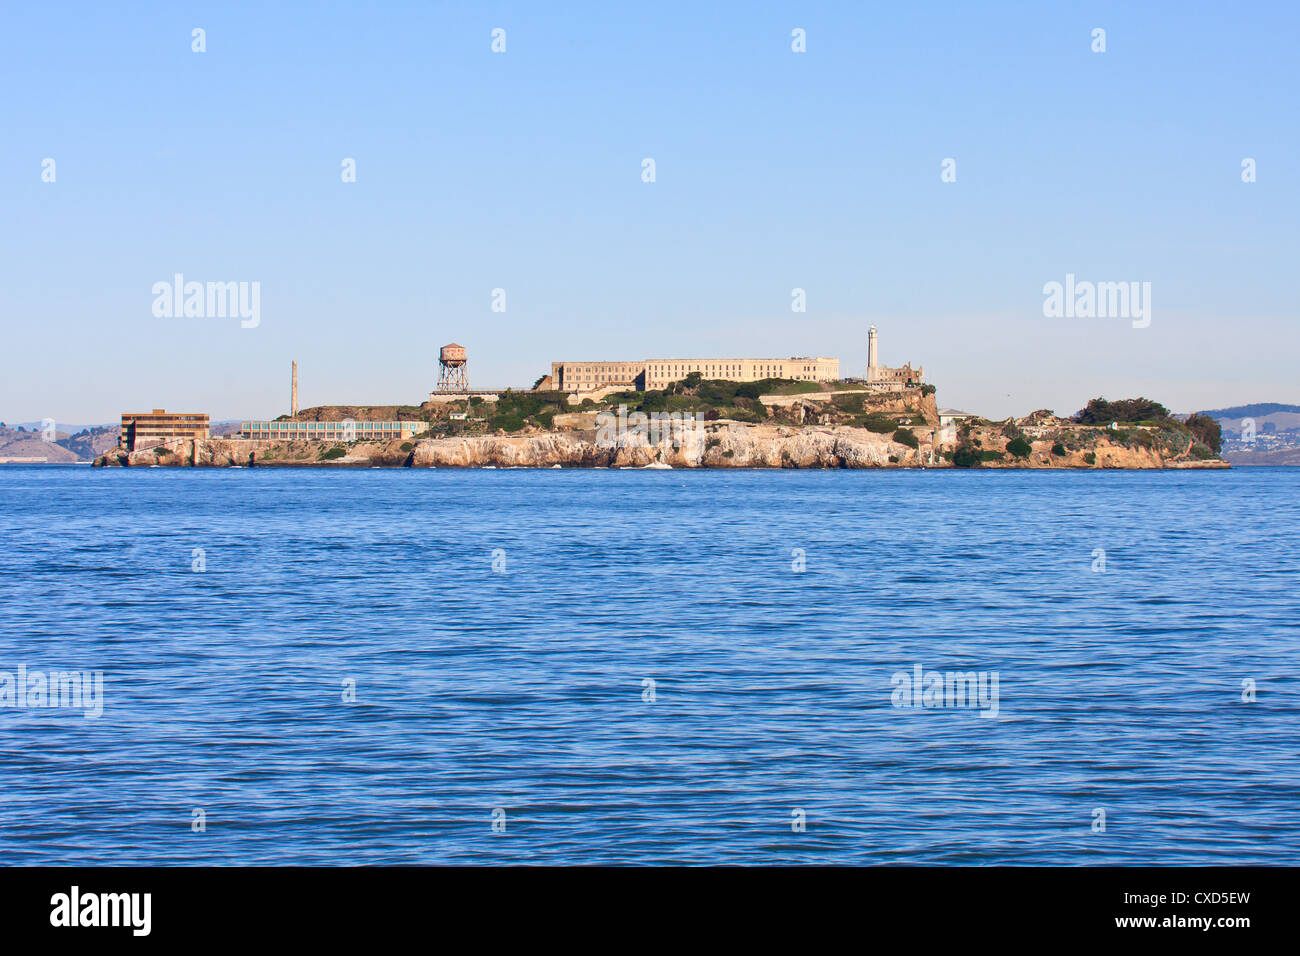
[437, 343, 469, 392]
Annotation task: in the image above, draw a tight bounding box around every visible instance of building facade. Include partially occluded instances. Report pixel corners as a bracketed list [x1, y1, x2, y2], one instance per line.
[548, 356, 839, 394]
[238, 421, 428, 441]
[549, 361, 646, 393]
[643, 357, 838, 390]
[119, 410, 209, 450]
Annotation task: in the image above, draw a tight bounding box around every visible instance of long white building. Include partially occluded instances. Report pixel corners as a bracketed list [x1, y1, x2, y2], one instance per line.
[547, 356, 840, 394]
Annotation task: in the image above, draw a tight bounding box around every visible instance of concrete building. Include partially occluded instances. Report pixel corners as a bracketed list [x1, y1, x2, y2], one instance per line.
[238, 420, 427, 441]
[548, 356, 839, 394]
[119, 410, 209, 450]
[865, 325, 924, 390]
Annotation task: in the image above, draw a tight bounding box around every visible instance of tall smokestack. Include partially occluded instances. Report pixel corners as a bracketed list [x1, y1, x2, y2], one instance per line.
[291, 361, 299, 417]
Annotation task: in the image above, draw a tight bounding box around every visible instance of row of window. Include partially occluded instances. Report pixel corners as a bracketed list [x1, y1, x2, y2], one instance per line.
[239, 421, 422, 437]
[559, 361, 835, 372]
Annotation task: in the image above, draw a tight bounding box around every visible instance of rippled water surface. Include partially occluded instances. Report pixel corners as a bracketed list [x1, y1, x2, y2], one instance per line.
[1, 465, 1297, 864]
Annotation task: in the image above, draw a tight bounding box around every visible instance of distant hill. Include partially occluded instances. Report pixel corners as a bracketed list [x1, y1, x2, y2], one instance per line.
[12, 421, 111, 435]
[1196, 403, 1300, 420]
[60, 425, 121, 460]
[0, 436, 79, 463]
[1200, 402, 1300, 465]
[0, 423, 117, 462]
[1197, 403, 1300, 437]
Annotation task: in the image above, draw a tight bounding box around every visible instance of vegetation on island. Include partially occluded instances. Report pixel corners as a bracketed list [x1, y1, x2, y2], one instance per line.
[234, 385, 1225, 472]
[1182, 413, 1222, 454]
[1073, 396, 1170, 425]
[1006, 435, 1033, 458]
[892, 427, 919, 448]
[607, 373, 770, 423]
[422, 390, 573, 438]
[415, 374, 938, 438]
[1072, 396, 1220, 455]
[945, 395, 1223, 467]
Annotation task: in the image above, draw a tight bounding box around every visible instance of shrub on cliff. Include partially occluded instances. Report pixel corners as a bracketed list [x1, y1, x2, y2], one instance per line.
[892, 427, 919, 448]
[953, 446, 981, 468]
[859, 413, 897, 433]
[1006, 436, 1032, 458]
[1051, 442, 1067, 457]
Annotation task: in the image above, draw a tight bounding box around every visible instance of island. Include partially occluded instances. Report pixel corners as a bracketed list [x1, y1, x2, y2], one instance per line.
[95, 381, 1227, 470]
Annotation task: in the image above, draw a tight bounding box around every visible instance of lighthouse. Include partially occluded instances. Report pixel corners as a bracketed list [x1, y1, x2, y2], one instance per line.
[867, 325, 879, 373]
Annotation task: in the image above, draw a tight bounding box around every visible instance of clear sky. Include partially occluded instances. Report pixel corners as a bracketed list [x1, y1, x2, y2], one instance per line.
[3, 1, 1297, 424]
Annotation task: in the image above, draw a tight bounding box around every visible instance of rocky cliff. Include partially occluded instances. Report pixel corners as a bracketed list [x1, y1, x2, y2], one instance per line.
[94, 420, 1228, 470]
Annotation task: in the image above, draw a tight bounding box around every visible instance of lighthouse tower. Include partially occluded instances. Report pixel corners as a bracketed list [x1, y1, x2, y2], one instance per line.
[867, 325, 879, 374]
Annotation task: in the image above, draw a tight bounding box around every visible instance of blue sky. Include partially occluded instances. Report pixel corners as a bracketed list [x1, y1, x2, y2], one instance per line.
[3, 1, 1297, 423]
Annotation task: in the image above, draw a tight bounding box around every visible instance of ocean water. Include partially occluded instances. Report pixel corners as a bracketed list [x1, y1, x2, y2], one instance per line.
[1, 465, 1297, 865]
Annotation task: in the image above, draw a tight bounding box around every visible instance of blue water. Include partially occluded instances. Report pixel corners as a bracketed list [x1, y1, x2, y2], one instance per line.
[1, 465, 1297, 865]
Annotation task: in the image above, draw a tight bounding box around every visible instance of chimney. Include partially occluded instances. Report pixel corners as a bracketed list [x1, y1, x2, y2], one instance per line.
[291, 361, 299, 417]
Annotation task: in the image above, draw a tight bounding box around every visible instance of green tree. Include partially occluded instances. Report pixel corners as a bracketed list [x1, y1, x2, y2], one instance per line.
[1184, 413, 1222, 453]
[1074, 397, 1170, 425]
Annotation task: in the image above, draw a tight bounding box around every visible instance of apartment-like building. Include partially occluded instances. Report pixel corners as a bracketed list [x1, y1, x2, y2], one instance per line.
[549, 356, 839, 394]
[119, 410, 209, 450]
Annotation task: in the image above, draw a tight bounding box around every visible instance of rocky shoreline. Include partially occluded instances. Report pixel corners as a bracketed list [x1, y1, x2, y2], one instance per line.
[94, 421, 1229, 470]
